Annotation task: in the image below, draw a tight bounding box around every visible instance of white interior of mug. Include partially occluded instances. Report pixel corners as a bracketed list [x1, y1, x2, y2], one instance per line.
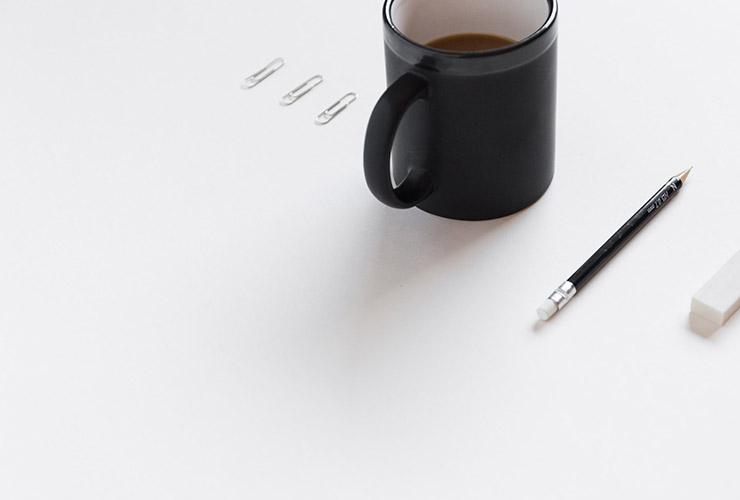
[389, 0, 551, 46]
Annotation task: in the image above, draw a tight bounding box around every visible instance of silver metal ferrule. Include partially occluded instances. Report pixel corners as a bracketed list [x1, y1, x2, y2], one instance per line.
[548, 281, 577, 311]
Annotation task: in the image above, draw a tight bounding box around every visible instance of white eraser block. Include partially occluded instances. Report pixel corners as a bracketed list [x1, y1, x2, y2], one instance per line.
[692, 251, 740, 327]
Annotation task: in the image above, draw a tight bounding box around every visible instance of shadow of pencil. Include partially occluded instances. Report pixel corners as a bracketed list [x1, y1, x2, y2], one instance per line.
[531, 319, 547, 334]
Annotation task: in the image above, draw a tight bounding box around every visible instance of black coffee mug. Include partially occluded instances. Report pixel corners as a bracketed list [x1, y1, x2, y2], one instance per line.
[364, 0, 558, 221]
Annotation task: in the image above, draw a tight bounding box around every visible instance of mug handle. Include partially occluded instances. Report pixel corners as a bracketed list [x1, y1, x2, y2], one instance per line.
[364, 73, 434, 209]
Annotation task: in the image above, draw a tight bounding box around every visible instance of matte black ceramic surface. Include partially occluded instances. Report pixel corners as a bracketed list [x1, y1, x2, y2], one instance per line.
[364, 0, 559, 221]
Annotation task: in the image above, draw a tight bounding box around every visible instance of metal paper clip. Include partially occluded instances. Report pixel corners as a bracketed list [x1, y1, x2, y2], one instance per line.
[315, 93, 357, 125]
[280, 75, 324, 106]
[241, 58, 285, 89]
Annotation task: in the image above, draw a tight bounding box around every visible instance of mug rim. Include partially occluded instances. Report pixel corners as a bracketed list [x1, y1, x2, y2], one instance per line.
[383, 0, 558, 59]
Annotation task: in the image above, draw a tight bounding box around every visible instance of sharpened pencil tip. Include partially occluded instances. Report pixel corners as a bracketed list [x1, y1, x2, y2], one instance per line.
[677, 167, 693, 183]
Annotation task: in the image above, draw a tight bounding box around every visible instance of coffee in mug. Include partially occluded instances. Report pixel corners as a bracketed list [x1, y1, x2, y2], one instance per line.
[426, 33, 516, 52]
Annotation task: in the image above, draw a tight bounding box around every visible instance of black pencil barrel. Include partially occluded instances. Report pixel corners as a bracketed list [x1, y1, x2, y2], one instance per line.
[568, 178, 684, 290]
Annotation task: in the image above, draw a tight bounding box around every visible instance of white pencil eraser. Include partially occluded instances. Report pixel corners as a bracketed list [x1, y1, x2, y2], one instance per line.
[691, 251, 740, 327]
[537, 299, 558, 321]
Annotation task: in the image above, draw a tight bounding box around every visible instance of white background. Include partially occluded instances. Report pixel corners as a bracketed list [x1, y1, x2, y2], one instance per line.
[1, 0, 740, 498]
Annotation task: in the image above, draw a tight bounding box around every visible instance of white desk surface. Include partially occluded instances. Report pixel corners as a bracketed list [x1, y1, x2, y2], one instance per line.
[2, 0, 740, 498]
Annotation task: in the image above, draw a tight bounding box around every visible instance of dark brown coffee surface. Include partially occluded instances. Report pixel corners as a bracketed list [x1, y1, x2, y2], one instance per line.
[426, 33, 516, 52]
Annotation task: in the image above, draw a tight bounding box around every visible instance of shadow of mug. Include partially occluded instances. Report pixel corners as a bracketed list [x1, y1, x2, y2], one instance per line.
[350, 205, 522, 304]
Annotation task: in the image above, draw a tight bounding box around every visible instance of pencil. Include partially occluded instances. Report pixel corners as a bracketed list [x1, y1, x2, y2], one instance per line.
[537, 168, 693, 321]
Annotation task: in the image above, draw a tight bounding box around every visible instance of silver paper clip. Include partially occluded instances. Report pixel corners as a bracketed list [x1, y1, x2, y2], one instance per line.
[280, 75, 324, 106]
[315, 93, 357, 125]
[241, 58, 285, 89]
